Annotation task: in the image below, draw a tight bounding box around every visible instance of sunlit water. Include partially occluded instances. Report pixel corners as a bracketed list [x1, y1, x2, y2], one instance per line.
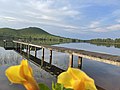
[0, 42, 120, 90]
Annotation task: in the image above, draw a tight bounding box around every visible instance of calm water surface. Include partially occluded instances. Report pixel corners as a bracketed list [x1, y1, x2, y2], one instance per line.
[0, 42, 120, 90]
[0, 46, 55, 90]
[54, 43, 120, 90]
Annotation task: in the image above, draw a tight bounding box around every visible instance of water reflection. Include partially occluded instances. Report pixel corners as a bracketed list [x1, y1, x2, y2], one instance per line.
[54, 43, 120, 90]
[0, 46, 56, 90]
[89, 42, 120, 49]
[1, 40, 120, 90]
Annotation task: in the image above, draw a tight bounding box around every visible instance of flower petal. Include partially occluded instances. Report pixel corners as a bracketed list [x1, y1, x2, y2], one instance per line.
[20, 60, 33, 80]
[58, 67, 97, 90]
[57, 72, 73, 88]
[73, 80, 85, 90]
[5, 65, 26, 84]
[67, 67, 89, 80]
[85, 81, 97, 90]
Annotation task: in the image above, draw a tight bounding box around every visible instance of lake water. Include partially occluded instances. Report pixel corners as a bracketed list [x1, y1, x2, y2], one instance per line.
[0, 42, 120, 90]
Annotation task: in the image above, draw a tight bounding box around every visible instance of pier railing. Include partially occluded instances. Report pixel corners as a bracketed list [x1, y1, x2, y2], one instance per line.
[5, 40, 119, 67]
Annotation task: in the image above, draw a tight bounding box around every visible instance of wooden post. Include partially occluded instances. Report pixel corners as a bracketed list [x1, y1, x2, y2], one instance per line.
[12, 41, 15, 49]
[26, 45, 28, 53]
[16, 43, 18, 50]
[35, 47, 37, 58]
[29, 46, 30, 54]
[19, 44, 20, 52]
[3, 40, 6, 48]
[69, 54, 73, 67]
[28, 45, 30, 59]
[20, 44, 22, 53]
[49, 50, 52, 64]
[41, 48, 44, 66]
[78, 56, 82, 69]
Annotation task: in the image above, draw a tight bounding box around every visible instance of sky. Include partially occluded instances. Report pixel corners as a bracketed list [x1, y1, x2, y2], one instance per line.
[0, 0, 120, 39]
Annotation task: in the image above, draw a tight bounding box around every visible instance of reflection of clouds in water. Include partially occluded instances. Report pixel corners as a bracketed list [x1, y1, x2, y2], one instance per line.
[82, 59, 120, 90]
[0, 48, 56, 89]
[0, 50, 22, 65]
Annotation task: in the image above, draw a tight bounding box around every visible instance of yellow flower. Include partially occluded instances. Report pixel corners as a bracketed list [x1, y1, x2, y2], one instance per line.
[57, 67, 97, 90]
[5, 59, 40, 90]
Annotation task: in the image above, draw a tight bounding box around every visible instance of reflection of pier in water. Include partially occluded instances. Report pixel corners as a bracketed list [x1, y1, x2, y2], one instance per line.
[4, 40, 120, 90]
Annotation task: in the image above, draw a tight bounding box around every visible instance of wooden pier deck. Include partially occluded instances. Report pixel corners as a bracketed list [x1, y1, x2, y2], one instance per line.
[12, 40, 120, 67]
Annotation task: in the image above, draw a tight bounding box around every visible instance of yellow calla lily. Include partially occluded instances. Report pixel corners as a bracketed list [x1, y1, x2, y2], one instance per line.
[5, 59, 40, 90]
[57, 67, 97, 90]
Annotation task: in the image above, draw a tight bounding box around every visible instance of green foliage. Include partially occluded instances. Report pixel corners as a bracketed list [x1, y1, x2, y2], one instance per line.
[38, 83, 50, 90]
[88, 38, 120, 44]
[38, 82, 73, 90]
[52, 82, 73, 90]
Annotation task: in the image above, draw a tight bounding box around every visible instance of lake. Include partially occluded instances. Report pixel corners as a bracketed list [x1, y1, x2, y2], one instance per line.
[0, 41, 120, 90]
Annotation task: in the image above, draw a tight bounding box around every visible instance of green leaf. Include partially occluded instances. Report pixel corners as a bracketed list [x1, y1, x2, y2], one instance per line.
[38, 83, 50, 90]
[52, 82, 73, 90]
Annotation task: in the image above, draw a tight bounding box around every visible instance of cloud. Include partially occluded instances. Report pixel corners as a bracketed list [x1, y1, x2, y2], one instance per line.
[88, 21, 120, 32]
[0, 0, 81, 30]
[0, 16, 16, 21]
[89, 21, 100, 28]
[0, 0, 120, 39]
[106, 24, 120, 31]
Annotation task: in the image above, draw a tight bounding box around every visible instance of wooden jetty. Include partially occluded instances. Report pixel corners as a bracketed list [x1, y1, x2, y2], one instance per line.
[9, 40, 120, 67]
[4, 40, 120, 90]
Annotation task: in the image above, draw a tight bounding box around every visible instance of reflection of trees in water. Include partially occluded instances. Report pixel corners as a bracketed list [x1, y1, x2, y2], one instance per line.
[114, 44, 120, 48]
[0, 52, 22, 66]
[90, 42, 120, 49]
[0, 40, 4, 47]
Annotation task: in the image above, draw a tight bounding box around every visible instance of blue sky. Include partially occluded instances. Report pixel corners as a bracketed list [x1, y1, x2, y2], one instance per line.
[0, 0, 120, 39]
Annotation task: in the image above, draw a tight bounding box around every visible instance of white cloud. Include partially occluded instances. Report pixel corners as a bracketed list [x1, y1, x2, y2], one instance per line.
[106, 24, 120, 31]
[0, 16, 16, 21]
[0, 0, 120, 38]
[88, 22, 120, 32]
[116, 19, 120, 23]
[0, 0, 81, 31]
[89, 21, 100, 28]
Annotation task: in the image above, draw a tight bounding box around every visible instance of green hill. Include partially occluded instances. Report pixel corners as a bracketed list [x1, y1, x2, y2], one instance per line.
[0, 27, 81, 44]
[0, 28, 17, 37]
[17, 27, 50, 36]
[0, 27, 56, 38]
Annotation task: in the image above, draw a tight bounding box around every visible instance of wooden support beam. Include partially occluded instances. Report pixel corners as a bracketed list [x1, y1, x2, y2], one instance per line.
[49, 50, 52, 64]
[41, 48, 45, 66]
[20, 44, 22, 53]
[19, 44, 21, 52]
[16, 43, 18, 50]
[3, 40, 6, 48]
[26, 45, 28, 53]
[35, 47, 37, 58]
[22, 44, 24, 50]
[69, 54, 73, 67]
[28, 45, 30, 54]
[12, 41, 15, 49]
[78, 56, 82, 69]
[28, 45, 30, 59]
